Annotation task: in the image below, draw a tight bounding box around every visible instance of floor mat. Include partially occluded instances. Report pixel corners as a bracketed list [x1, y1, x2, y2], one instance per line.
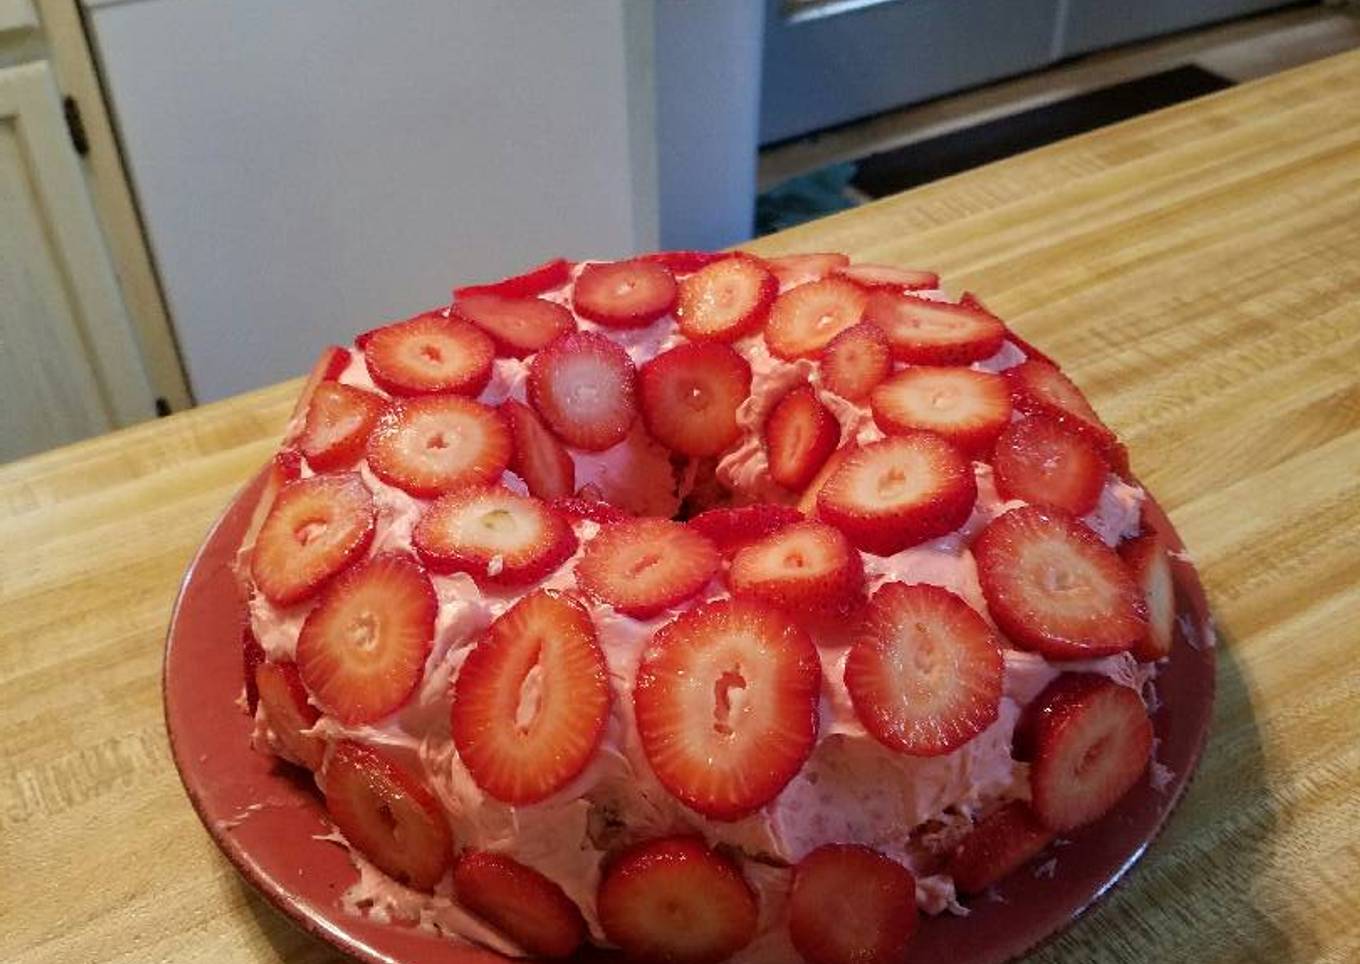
[755, 162, 860, 235]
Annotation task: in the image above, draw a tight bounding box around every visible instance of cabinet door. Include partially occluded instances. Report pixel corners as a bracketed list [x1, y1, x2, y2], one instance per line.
[0, 60, 154, 461]
[1060, 0, 1291, 58]
[760, 0, 1062, 145]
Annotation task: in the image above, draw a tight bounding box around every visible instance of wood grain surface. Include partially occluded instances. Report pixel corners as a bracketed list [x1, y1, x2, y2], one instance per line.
[3, 51, 1358, 964]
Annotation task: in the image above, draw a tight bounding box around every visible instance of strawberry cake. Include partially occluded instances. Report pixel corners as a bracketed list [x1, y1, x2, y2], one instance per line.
[235, 251, 1178, 963]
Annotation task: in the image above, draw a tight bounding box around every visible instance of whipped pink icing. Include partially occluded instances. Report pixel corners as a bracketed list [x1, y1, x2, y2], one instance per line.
[247, 266, 1156, 961]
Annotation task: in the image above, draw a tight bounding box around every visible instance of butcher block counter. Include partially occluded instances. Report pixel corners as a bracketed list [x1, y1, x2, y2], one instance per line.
[3, 50, 1358, 964]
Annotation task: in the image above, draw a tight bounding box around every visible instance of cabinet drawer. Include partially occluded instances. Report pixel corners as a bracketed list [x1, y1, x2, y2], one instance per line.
[1059, 0, 1293, 58]
[761, 0, 1061, 144]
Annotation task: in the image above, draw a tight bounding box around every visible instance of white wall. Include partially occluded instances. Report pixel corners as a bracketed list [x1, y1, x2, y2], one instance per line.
[85, 0, 661, 401]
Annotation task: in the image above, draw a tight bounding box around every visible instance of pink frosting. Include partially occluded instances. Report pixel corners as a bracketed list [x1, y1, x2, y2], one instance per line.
[244, 266, 1156, 960]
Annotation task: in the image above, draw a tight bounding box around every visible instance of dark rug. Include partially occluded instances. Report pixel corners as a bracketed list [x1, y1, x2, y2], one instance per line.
[755, 64, 1234, 234]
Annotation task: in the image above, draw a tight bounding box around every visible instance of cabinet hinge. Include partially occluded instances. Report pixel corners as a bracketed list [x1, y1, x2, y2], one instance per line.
[63, 96, 90, 156]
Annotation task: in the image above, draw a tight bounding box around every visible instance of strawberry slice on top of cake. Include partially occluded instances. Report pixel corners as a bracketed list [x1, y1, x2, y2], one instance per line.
[234, 250, 1177, 963]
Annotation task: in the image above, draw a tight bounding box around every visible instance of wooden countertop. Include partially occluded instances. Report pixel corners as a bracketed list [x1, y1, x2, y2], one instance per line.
[4, 50, 1358, 964]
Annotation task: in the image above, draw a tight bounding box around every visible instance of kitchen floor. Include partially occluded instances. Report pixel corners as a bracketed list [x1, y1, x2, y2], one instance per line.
[757, 4, 1360, 214]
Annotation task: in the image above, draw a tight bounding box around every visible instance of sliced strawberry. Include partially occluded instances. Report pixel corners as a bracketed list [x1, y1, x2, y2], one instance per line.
[254, 659, 324, 770]
[675, 255, 778, 342]
[993, 416, 1107, 516]
[452, 293, 575, 358]
[864, 291, 1005, 365]
[296, 554, 437, 724]
[871, 366, 1012, 457]
[789, 844, 918, 964]
[576, 519, 719, 619]
[275, 448, 303, 483]
[634, 597, 820, 819]
[242, 628, 266, 715]
[844, 583, 1003, 756]
[765, 385, 840, 490]
[501, 399, 574, 500]
[528, 331, 638, 451]
[367, 396, 512, 498]
[974, 506, 1146, 659]
[765, 277, 868, 360]
[640, 342, 752, 457]
[956, 292, 1059, 367]
[795, 444, 855, 516]
[454, 258, 574, 299]
[638, 249, 725, 274]
[687, 504, 803, 557]
[947, 801, 1055, 895]
[1021, 673, 1154, 832]
[1120, 533, 1176, 662]
[413, 485, 576, 586]
[323, 741, 452, 891]
[299, 382, 387, 472]
[760, 251, 850, 290]
[819, 322, 891, 402]
[728, 521, 864, 614]
[250, 473, 376, 605]
[550, 495, 629, 526]
[285, 346, 352, 435]
[1105, 438, 1133, 479]
[573, 259, 677, 328]
[1006, 359, 1118, 454]
[361, 313, 495, 397]
[678, 463, 728, 518]
[235, 450, 305, 593]
[957, 292, 1006, 316]
[1005, 331, 1056, 367]
[834, 263, 939, 292]
[451, 590, 610, 804]
[453, 852, 585, 959]
[816, 434, 976, 556]
[957, 292, 1058, 367]
[597, 836, 758, 964]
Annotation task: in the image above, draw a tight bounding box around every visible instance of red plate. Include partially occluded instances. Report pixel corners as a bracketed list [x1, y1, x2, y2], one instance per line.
[165, 469, 1215, 964]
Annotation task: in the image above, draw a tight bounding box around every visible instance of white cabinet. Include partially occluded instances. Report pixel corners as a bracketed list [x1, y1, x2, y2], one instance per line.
[0, 58, 156, 461]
